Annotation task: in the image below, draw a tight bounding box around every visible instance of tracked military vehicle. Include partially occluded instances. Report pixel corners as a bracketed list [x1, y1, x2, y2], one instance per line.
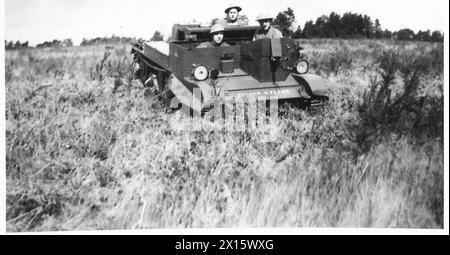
[131, 24, 329, 112]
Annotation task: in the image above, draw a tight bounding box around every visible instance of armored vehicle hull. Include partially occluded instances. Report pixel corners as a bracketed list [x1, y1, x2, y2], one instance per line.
[132, 24, 329, 112]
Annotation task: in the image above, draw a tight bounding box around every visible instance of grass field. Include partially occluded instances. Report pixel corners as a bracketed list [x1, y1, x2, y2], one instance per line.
[5, 39, 444, 231]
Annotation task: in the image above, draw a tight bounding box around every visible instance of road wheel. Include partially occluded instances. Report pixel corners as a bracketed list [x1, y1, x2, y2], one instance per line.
[158, 74, 177, 110]
[133, 56, 151, 86]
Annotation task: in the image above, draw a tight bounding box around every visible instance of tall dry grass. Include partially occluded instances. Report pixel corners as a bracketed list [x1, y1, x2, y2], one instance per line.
[5, 39, 444, 231]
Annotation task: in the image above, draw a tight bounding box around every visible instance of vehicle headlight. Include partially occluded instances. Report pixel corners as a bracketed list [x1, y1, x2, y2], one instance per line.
[192, 64, 209, 81]
[295, 60, 309, 74]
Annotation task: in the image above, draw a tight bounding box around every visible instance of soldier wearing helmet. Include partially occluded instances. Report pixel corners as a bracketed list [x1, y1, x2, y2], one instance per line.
[252, 12, 283, 41]
[216, 4, 249, 27]
[197, 24, 230, 48]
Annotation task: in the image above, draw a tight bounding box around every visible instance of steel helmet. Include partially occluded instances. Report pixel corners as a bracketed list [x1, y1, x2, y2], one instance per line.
[210, 24, 225, 34]
[225, 4, 242, 13]
[256, 12, 274, 21]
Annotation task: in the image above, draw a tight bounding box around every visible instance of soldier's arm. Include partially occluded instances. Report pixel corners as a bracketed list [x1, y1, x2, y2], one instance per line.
[216, 18, 227, 26]
[237, 15, 249, 25]
[275, 29, 283, 38]
[196, 42, 208, 48]
[252, 29, 259, 41]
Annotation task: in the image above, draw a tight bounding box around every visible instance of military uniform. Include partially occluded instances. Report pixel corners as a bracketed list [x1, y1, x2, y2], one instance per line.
[197, 41, 230, 48]
[252, 26, 283, 41]
[217, 15, 249, 27]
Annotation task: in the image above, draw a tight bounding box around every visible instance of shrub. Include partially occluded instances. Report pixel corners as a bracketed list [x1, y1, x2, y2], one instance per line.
[356, 48, 443, 153]
[107, 47, 135, 92]
[90, 49, 112, 81]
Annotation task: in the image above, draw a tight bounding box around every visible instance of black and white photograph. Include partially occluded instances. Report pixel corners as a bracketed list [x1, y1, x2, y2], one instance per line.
[1, 0, 448, 234]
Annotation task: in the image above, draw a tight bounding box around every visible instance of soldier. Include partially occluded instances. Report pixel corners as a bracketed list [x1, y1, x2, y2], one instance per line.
[252, 12, 283, 41]
[197, 24, 230, 48]
[216, 4, 249, 26]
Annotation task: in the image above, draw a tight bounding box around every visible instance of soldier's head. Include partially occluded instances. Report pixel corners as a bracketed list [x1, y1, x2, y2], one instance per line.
[225, 5, 242, 22]
[210, 24, 225, 45]
[256, 13, 274, 31]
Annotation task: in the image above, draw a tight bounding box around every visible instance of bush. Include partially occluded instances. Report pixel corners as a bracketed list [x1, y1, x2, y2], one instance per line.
[150, 31, 164, 41]
[356, 48, 443, 153]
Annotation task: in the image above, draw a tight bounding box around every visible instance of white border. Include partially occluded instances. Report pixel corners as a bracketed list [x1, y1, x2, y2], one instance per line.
[3, 227, 449, 235]
[442, 0, 449, 236]
[1, 0, 8, 235]
[1, 0, 449, 235]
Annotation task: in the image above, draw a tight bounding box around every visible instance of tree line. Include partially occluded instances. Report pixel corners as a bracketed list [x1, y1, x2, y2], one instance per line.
[274, 8, 443, 42]
[4, 35, 136, 50]
[5, 38, 74, 50]
[5, 40, 29, 50]
[5, 33, 163, 50]
[5, 9, 444, 50]
[80, 35, 135, 46]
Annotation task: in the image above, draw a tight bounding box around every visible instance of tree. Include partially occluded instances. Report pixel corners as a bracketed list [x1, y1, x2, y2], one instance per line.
[301, 20, 314, 38]
[381, 29, 392, 39]
[431, 30, 443, 42]
[314, 15, 328, 37]
[292, 25, 302, 39]
[150, 30, 164, 41]
[81, 38, 88, 46]
[52, 39, 61, 46]
[62, 38, 73, 47]
[396, 28, 415, 40]
[14, 41, 22, 49]
[273, 7, 296, 37]
[362, 15, 373, 38]
[415, 30, 431, 41]
[6, 41, 14, 50]
[340, 13, 354, 37]
[374, 19, 382, 38]
[326, 12, 342, 37]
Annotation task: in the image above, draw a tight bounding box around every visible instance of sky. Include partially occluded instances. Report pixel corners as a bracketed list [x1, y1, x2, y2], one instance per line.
[4, 0, 449, 46]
